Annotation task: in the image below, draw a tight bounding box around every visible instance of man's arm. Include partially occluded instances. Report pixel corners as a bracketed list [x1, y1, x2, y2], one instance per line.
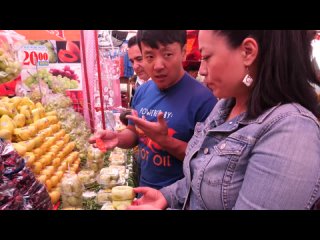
[89, 126, 138, 151]
[117, 125, 139, 149]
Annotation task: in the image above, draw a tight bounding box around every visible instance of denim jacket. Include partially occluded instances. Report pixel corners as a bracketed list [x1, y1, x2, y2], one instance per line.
[160, 98, 320, 210]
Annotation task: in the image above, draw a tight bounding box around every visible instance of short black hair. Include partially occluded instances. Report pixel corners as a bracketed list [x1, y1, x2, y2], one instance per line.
[136, 30, 186, 49]
[128, 35, 138, 48]
[183, 62, 201, 71]
[215, 30, 320, 119]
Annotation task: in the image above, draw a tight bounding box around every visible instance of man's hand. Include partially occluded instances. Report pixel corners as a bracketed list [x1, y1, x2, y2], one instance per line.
[126, 111, 168, 145]
[88, 129, 119, 151]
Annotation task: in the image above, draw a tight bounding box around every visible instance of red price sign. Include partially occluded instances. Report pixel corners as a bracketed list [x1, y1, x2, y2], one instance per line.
[20, 45, 49, 69]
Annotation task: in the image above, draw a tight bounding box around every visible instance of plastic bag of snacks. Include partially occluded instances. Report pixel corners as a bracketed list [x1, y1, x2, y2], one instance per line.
[95, 189, 112, 206]
[101, 201, 115, 210]
[96, 167, 121, 189]
[109, 151, 127, 166]
[60, 172, 84, 208]
[0, 31, 26, 84]
[0, 138, 52, 210]
[111, 186, 135, 210]
[87, 145, 104, 173]
[77, 169, 96, 187]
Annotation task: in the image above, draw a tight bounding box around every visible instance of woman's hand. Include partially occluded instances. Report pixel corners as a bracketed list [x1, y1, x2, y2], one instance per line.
[127, 187, 168, 210]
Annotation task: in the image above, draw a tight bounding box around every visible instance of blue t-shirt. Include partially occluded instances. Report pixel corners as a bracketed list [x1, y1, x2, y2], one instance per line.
[130, 73, 217, 189]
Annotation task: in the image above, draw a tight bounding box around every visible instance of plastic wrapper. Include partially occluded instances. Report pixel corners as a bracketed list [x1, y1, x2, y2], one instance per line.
[61, 207, 83, 210]
[96, 167, 123, 188]
[112, 147, 126, 154]
[0, 138, 52, 210]
[24, 81, 52, 104]
[111, 186, 135, 201]
[87, 145, 104, 173]
[87, 158, 104, 173]
[109, 152, 127, 166]
[77, 169, 96, 187]
[82, 191, 97, 200]
[60, 172, 83, 208]
[112, 199, 133, 210]
[101, 201, 115, 210]
[96, 189, 112, 205]
[42, 93, 72, 112]
[82, 190, 100, 210]
[109, 165, 126, 176]
[0, 31, 25, 84]
[87, 144, 105, 160]
[23, 68, 78, 94]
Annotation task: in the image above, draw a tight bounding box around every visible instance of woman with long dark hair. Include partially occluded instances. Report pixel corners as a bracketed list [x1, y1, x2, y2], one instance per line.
[127, 30, 320, 210]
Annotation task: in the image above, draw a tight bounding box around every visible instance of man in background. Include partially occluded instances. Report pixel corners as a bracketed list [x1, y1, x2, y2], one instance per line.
[127, 36, 150, 106]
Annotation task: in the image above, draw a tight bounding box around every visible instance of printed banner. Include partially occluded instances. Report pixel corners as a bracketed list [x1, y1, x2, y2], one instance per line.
[14, 30, 80, 41]
[19, 38, 82, 91]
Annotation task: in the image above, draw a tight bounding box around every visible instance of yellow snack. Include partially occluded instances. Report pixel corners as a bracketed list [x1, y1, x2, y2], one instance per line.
[111, 186, 135, 201]
[34, 117, 50, 130]
[45, 136, 57, 147]
[31, 108, 41, 122]
[112, 200, 133, 210]
[35, 102, 44, 109]
[50, 123, 60, 133]
[13, 127, 33, 141]
[47, 115, 58, 124]
[13, 114, 26, 128]
[73, 163, 80, 172]
[19, 139, 35, 152]
[43, 128, 53, 138]
[12, 143, 27, 156]
[24, 152, 35, 167]
[33, 134, 45, 148]
[0, 129, 12, 141]
[3, 102, 17, 118]
[39, 153, 54, 166]
[37, 175, 47, 184]
[19, 105, 33, 125]
[62, 133, 69, 143]
[18, 97, 35, 110]
[41, 169, 52, 178]
[52, 157, 61, 168]
[45, 179, 52, 191]
[45, 110, 57, 117]
[0, 115, 15, 133]
[0, 106, 11, 117]
[33, 147, 45, 159]
[0, 97, 10, 102]
[58, 165, 66, 173]
[32, 162, 43, 175]
[9, 96, 22, 108]
[18, 105, 29, 114]
[55, 170, 64, 180]
[49, 191, 61, 204]
[50, 175, 59, 187]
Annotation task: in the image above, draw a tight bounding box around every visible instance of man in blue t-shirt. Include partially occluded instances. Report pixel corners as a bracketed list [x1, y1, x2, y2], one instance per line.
[89, 30, 217, 189]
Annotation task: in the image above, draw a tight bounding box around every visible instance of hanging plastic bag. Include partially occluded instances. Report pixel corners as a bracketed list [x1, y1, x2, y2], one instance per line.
[0, 138, 52, 210]
[0, 31, 26, 84]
